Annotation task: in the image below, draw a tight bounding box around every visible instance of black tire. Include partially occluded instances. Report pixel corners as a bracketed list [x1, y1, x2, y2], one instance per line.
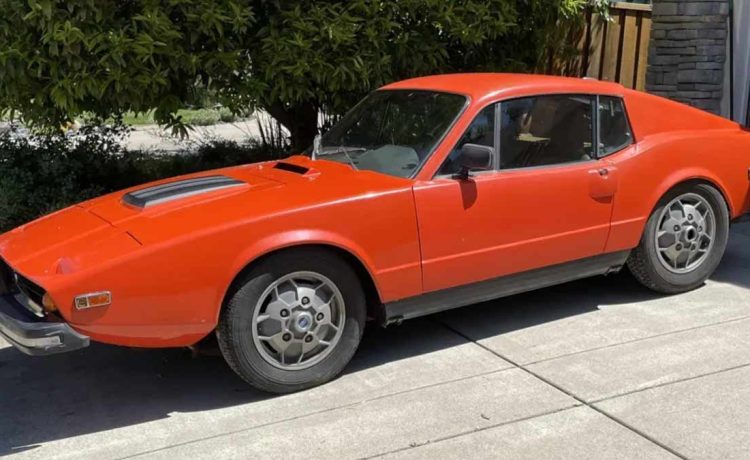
[628, 183, 729, 294]
[217, 248, 366, 394]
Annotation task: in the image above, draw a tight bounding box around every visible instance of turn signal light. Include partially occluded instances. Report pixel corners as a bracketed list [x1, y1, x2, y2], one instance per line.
[42, 293, 58, 313]
[74, 291, 112, 310]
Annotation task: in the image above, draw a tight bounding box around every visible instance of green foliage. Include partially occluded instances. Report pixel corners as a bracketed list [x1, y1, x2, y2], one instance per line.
[122, 107, 237, 126]
[0, 125, 285, 232]
[0, 0, 595, 149]
[242, 1, 517, 113]
[0, 0, 252, 135]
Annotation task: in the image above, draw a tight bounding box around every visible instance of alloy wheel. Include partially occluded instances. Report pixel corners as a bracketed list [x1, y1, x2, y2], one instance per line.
[251, 271, 346, 370]
[654, 192, 716, 274]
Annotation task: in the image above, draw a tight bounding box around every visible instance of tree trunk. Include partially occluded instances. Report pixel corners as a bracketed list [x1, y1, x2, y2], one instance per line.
[265, 101, 319, 153]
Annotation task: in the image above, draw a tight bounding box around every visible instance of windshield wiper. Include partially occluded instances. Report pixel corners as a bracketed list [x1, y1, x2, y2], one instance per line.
[312, 134, 322, 160]
[316, 146, 364, 171]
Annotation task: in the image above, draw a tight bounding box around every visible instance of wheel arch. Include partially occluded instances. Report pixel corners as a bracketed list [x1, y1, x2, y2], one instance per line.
[649, 172, 735, 219]
[218, 238, 383, 324]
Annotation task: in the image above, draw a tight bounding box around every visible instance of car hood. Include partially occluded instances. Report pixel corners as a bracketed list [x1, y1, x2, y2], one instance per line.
[0, 156, 412, 278]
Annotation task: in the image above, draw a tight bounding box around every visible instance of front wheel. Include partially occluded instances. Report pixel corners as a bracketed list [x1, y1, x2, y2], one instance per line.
[628, 183, 729, 294]
[217, 248, 366, 394]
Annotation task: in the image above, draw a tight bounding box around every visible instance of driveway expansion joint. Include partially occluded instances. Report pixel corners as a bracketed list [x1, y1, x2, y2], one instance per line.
[521, 313, 750, 367]
[116, 366, 515, 460]
[590, 361, 750, 405]
[364, 404, 583, 460]
[436, 319, 689, 460]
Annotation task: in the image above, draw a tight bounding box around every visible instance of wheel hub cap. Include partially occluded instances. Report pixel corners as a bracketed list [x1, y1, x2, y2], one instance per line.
[251, 271, 346, 370]
[293, 312, 313, 333]
[654, 192, 716, 274]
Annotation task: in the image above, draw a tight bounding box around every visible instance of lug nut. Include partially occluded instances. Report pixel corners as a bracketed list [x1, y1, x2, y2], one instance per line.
[673, 225, 680, 232]
[676, 244, 683, 250]
[301, 297, 310, 305]
[316, 313, 324, 321]
[688, 215, 693, 221]
[283, 333, 292, 341]
[280, 309, 289, 318]
[305, 335, 313, 343]
[699, 226, 703, 232]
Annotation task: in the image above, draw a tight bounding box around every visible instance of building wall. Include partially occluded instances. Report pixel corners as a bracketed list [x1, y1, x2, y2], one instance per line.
[646, 0, 729, 115]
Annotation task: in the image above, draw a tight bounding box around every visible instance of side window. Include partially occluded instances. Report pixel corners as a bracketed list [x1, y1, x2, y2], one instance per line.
[438, 104, 495, 175]
[598, 96, 633, 156]
[500, 95, 594, 169]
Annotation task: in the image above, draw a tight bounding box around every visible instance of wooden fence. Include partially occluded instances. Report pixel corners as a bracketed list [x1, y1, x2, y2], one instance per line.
[581, 2, 652, 90]
[547, 2, 652, 91]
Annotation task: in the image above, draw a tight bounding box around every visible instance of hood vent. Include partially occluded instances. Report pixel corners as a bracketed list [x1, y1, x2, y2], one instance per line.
[273, 162, 309, 175]
[123, 175, 244, 208]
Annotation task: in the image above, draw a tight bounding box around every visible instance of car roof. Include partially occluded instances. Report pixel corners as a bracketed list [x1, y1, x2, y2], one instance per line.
[381, 73, 626, 102]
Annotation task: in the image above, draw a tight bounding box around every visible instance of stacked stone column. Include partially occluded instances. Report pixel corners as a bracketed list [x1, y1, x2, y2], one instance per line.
[646, 0, 729, 114]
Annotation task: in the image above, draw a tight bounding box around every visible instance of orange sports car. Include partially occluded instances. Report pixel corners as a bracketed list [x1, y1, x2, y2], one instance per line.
[2, 74, 750, 393]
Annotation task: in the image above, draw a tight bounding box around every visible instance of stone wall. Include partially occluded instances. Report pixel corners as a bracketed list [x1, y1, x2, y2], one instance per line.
[646, 0, 729, 114]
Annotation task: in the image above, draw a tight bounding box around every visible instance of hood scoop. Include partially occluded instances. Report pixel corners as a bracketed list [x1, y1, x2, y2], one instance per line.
[123, 175, 245, 208]
[273, 162, 310, 175]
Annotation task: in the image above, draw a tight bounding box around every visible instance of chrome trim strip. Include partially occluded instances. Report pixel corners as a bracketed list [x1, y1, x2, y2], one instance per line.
[14, 293, 44, 317]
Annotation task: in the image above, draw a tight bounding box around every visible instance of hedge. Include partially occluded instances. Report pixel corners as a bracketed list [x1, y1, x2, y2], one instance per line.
[0, 125, 286, 233]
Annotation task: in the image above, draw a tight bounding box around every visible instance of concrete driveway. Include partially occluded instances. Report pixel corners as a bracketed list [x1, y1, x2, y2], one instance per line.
[2, 221, 750, 459]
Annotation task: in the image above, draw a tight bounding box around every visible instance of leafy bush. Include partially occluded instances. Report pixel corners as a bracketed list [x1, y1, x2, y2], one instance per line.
[121, 108, 238, 126]
[218, 107, 237, 124]
[0, 125, 286, 233]
[0, 0, 595, 149]
[179, 109, 221, 127]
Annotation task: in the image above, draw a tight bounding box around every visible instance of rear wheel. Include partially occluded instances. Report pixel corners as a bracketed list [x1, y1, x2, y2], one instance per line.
[217, 248, 366, 394]
[628, 183, 729, 294]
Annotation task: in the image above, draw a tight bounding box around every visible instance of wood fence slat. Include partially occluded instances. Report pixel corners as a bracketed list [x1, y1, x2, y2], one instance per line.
[636, 13, 652, 91]
[620, 11, 639, 88]
[561, 4, 651, 90]
[579, 9, 593, 77]
[587, 13, 606, 79]
[602, 10, 624, 82]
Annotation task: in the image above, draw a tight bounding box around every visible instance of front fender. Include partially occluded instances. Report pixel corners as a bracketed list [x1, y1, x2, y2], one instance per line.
[219, 229, 385, 323]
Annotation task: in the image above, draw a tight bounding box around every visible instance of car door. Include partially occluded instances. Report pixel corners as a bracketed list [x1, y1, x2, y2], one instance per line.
[413, 94, 618, 293]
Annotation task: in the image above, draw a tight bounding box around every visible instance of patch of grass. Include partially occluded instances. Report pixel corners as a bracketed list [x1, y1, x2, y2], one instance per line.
[122, 108, 238, 126]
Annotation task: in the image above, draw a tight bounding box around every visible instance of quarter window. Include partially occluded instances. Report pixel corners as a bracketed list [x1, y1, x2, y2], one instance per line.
[598, 96, 633, 156]
[500, 95, 594, 169]
[438, 104, 496, 175]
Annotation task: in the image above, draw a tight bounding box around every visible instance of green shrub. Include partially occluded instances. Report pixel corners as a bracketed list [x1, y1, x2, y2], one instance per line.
[219, 107, 237, 123]
[179, 109, 220, 126]
[120, 108, 239, 126]
[0, 126, 287, 233]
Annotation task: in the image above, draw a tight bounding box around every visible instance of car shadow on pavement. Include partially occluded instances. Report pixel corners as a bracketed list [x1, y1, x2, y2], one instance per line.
[0, 271, 655, 456]
[711, 223, 750, 289]
[1, 231, 747, 455]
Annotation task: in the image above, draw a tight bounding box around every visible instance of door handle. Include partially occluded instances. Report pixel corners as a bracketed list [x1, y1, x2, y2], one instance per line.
[588, 167, 610, 177]
[588, 165, 618, 199]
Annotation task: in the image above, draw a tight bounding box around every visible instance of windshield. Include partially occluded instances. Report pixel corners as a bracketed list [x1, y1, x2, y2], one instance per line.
[317, 90, 467, 178]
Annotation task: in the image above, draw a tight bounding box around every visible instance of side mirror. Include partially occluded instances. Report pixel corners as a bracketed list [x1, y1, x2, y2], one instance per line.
[453, 143, 494, 180]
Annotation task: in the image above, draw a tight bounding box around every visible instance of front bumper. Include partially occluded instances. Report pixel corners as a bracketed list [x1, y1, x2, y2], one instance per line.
[0, 294, 89, 356]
